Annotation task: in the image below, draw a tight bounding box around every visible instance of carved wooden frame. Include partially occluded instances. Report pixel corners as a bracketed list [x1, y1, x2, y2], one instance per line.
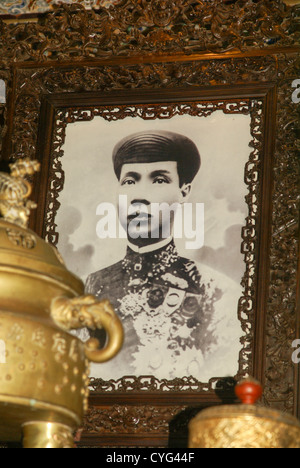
[0, 1, 299, 448]
[35, 87, 265, 387]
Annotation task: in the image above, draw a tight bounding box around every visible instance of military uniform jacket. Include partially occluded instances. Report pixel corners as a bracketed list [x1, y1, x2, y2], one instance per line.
[85, 240, 243, 381]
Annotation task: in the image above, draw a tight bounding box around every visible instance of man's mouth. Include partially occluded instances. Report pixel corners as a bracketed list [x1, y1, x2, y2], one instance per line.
[127, 204, 152, 222]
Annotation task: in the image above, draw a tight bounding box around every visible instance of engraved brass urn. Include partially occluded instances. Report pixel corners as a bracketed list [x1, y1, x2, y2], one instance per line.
[189, 379, 300, 449]
[0, 159, 124, 448]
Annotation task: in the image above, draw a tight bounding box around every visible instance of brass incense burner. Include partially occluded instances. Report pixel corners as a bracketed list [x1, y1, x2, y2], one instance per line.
[0, 159, 124, 448]
[189, 379, 300, 449]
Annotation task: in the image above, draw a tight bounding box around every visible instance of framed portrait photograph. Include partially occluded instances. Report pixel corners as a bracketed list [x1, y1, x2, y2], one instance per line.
[35, 85, 270, 394]
[53, 98, 252, 385]
[0, 0, 298, 448]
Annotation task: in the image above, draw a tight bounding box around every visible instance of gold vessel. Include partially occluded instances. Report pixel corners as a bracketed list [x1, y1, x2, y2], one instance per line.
[189, 379, 300, 449]
[0, 159, 124, 448]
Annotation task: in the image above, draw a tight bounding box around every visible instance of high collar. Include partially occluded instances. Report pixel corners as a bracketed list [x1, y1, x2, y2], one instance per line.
[121, 238, 203, 294]
[127, 237, 173, 255]
[122, 238, 178, 278]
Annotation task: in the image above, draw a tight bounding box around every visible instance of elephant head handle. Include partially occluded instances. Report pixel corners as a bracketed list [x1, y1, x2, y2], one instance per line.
[51, 295, 124, 363]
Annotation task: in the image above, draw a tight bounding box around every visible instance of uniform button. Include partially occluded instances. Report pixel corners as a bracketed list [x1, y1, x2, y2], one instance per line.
[166, 292, 181, 307]
[182, 296, 199, 317]
[147, 288, 165, 308]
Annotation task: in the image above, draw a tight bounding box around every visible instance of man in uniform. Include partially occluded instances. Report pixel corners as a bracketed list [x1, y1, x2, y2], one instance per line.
[85, 130, 243, 380]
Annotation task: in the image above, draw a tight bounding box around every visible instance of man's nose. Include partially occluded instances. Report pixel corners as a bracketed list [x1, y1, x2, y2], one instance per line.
[128, 199, 151, 216]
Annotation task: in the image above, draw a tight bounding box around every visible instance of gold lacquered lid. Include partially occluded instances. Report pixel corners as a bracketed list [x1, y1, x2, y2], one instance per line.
[189, 379, 300, 448]
[191, 378, 300, 427]
[190, 402, 300, 428]
[0, 218, 83, 294]
[0, 158, 83, 294]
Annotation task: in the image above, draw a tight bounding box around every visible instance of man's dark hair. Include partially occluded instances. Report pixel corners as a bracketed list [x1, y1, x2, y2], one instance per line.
[112, 130, 201, 187]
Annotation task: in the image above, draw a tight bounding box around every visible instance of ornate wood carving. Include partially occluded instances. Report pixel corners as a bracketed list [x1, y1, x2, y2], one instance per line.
[264, 53, 300, 414]
[0, 0, 298, 61]
[83, 405, 180, 434]
[0, 0, 298, 16]
[0, 0, 299, 447]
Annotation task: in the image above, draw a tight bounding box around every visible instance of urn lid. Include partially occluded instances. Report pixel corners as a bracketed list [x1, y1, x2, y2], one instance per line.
[191, 378, 300, 427]
[188, 378, 300, 448]
[0, 158, 83, 294]
[0, 218, 83, 294]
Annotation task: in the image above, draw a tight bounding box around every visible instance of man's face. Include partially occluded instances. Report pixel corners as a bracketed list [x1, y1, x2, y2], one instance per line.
[117, 161, 191, 245]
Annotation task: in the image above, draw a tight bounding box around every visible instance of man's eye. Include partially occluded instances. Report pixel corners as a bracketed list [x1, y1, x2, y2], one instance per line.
[153, 177, 169, 184]
[121, 179, 135, 186]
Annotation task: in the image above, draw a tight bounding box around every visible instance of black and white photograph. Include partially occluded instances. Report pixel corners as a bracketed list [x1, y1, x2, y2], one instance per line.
[55, 108, 252, 382]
